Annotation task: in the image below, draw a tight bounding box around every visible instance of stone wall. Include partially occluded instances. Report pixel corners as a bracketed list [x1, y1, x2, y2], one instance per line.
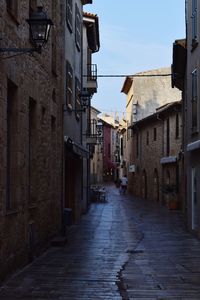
[0, 0, 64, 280]
[128, 105, 183, 207]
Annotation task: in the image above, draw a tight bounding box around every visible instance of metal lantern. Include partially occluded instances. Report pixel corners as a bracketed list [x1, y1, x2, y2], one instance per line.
[81, 90, 91, 110]
[27, 6, 53, 49]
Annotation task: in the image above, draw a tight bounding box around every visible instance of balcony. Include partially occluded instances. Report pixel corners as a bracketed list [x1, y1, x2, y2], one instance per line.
[85, 119, 103, 145]
[87, 64, 98, 93]
[171, 39, 187, 91]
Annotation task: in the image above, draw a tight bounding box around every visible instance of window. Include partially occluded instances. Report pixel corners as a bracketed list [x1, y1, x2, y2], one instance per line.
[146, 131, 149, 145]
[75, 4, 81, 51]
[75, 77, 81, 119]
[52, 88, 56, 103]
[52, 41, 57, 75]
[7, 80, 18, 211]
[66, 61, 73, 108]
[192, 0, 198, 48]
[136, 132, 139, 158]
[153, 127, 157, 141]
[166, 118, 170, 156]
[120, 138, 123, 156]
[192, 69, 198, 131]
[29, 98, 37, 205]
[66, 0, 73, 32]
[175, 113, 179, 139]
[6, 0, 18, 21]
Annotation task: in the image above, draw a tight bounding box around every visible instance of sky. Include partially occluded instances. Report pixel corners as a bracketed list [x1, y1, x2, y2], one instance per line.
[86, 0, 185, 117]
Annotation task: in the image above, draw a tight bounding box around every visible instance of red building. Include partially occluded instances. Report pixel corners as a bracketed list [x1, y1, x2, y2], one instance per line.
[102, 120, 116, 182]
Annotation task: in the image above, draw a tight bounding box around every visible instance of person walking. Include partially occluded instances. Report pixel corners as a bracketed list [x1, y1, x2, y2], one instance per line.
[120, 174, 128, 194]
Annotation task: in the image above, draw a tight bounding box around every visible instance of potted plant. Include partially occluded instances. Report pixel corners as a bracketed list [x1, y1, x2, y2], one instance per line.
[162, 183, 179, 210]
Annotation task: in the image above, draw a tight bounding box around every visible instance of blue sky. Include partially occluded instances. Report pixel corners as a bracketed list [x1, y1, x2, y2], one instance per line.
[86, 1, 185, 116]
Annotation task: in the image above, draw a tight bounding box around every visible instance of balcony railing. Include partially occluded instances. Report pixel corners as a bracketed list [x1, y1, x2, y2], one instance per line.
[85, 119, 103, 145]
[87, 64, 97, 81]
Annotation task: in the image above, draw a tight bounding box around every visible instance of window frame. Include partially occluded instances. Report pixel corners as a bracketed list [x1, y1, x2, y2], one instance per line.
[153, 127, 157, 141]
[191, 68, 198, 133]
[146, 131, 149, 145]
[75, 77, 81, 120]
[191, 0, 198, 49]
[66, 61, 73, 109]
[75, 4, 81, 51]
[66, 0, 73, 33]
[166, 118, 170, 156]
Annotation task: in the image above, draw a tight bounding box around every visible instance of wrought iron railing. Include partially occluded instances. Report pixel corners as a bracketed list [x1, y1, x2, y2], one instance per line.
[87, 64, 97, 81]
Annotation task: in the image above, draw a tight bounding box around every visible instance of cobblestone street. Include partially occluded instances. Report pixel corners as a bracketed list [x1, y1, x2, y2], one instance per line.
[1, 185, 200, 300]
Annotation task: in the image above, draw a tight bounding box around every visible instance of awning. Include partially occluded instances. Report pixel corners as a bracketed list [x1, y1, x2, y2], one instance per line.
[64, 136, 89, 159]
[187, 140, 200, 152]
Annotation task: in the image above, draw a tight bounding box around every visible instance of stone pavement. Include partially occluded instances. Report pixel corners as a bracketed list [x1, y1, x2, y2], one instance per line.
[1, 185, 200, 300]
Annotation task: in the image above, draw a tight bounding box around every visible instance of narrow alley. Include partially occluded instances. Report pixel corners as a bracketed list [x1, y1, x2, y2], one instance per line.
[0, 185, 200, 300]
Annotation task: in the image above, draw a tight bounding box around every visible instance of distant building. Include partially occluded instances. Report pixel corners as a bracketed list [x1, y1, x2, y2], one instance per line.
[121, 67, 182, 187]
[129, 101, 184, 209]
[90, 107, 103, 185]
[100, 115, 118, 182]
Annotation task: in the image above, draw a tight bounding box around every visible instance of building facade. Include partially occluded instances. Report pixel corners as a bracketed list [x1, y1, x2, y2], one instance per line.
[129, 102, 184, 209]
[63, 0, 99, 222]
[172, 0, 200, 237]
[0, 0, 63, 280]
[89, 107, 103, 185]
[121, 67, 182, 186]
[82, 11, 100, 208]
[0, 0, 100, 281]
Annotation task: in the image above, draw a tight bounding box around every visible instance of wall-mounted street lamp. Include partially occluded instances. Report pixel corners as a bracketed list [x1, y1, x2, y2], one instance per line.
[96, 120, 103, 136]
[80, 90, 91, 112]
[0, 6, 53, 54]
[64, 90, 91, 113]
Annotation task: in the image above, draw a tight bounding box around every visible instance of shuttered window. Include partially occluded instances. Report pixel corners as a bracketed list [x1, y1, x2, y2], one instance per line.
[66, 0, 73, 32]
[192, 69, 198, 131]
[66, 61, 73, 108]
[75, 4, 81, 51]
[75, 77, 81, 119]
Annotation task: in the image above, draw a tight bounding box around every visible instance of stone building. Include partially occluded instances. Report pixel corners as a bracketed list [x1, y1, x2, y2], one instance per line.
[129, 101, 184, 209]
[89, 106, 103, 185]
[121, 67, 182, 187]
[172, 1, 200, 237]
[100, 114, 119, 182]
[63, 1, 99, 221]
[0, 0, 63, 280]
[82, 11, 100, 208]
